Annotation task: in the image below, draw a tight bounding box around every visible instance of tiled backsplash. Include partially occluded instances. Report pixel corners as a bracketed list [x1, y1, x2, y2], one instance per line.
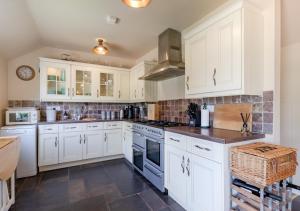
[8, 91, 273, 134]
[157, 91, 274, 134]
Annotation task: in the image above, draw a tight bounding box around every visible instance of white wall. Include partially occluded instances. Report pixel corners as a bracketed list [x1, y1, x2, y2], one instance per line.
[8, 46, 135, 101]
[281, 0, 300, 185]
[0, 57, 8, 126]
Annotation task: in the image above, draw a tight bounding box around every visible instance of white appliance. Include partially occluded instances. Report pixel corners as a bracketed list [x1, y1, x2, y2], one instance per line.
[0, 125, 37, 178]
[6, 107, 39, 125]
[46, 108, 56, 122]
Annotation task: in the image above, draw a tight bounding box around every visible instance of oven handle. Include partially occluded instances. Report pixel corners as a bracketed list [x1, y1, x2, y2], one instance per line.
[132, 144, 144, 151]
[144, 164, 162, 178]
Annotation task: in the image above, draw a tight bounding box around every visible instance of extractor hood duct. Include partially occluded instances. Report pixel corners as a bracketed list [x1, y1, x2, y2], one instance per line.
[139, 28, 185, 81]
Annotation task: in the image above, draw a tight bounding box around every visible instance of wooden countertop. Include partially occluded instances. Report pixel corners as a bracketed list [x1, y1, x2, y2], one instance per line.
[165, 126, 265, 144]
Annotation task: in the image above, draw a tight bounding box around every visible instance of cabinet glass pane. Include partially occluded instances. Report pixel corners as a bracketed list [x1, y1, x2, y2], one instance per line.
[100, 85, 107, 96]
[100, 73, 107, 85]
[57, 82, 66, 95]
[108, 85, 113, 96]
[57, 69, 66, 81]
[76, 83, 84, 96]
[84, 84, 92, 96]
[47, 81, 56, 94]
[47, 68, 57, 81]
[76, 71, 83, 82]
[84, 72, 91, 83]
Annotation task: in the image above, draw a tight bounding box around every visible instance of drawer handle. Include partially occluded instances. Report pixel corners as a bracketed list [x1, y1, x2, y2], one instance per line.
[55, 137, 58, 147]
[46, 128, 53, 131]
[88, 126, 98, 128]
[195, 145, 211, 152]
[67, 126, 77, 129]
[181, 156, 185, 174]
[186, 158, 190, 176]
[170, 138, 180, 143]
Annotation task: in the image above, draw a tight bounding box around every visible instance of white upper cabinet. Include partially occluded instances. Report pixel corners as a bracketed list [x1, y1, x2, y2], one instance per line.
[71, 65, 96, 101]
[184, 3, 264, 98]
[40, 58, 130, 102]
[130, 61, 157, 102]
[40, 61, 71, 101]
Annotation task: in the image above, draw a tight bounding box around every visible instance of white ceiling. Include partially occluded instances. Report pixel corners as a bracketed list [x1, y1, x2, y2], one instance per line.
[0, 0, 228, 60]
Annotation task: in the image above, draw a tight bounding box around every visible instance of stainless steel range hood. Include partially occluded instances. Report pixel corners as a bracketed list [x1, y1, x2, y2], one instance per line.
[139, 28, 185, 81]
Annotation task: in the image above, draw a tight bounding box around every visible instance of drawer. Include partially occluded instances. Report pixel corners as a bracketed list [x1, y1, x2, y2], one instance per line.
[104, 122, 122, 129]
[59, 123, 85, 133]
[39, 124, 59, 134]
[165, 131, 187, 151]
[86, 122, 104, 131]
[187, 137, 223, 163]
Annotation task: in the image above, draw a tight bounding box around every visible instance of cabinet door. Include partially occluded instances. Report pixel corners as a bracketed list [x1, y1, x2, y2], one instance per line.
[40, 61, 71, 101]
[123, 131, 133, 163]
[59, 132, 83, 163]
[187, 154, 222, 211]
[96, 70, 118, 101]
[38, 134, 59, 166]
[135, 66, 145, 100]
[165, 145, 187, 209]
[185, 28, 214, 95]
[118, 71, 130, 101]
[83, 131, 105, 159]
[71, 65, 96, 100]
[213, 10, 242, 92]
[104, 129, 122, 156]
[130, 69, 137, 100]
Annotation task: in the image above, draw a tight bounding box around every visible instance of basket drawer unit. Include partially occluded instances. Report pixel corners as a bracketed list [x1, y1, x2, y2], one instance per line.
[165, 131, 187, 150]
[104, 122, 122, 130]
[39, 124, 59, 134]
[187, 137, 223, 163]
[86, 122, 104, 131]
[230, 142, 297, 188]
[59, 123, 85, 133]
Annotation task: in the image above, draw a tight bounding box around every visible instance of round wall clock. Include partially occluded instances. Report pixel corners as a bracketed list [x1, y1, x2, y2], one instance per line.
[16, 65, 35, 81]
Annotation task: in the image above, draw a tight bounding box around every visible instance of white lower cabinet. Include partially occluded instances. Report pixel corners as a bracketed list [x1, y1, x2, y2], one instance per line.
[38, 134, 59, 166]
[104, 129, 122, 156]
[123, 130, 133, 163]
[187, 153, 222, 211]
[165, 145, 188, 208]
[59, 132, 83, 163]
[83, 131, 105, 159]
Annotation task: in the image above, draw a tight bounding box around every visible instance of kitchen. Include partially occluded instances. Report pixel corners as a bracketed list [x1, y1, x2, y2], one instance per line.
[0, 0, 299, 211]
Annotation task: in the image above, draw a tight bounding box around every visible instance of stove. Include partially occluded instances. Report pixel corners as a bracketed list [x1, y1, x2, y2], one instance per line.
[132, 120, 182, 192]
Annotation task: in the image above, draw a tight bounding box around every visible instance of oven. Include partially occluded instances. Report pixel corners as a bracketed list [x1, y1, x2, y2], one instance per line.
[145, 135, 164, 172]
[132, 129, 146, 175]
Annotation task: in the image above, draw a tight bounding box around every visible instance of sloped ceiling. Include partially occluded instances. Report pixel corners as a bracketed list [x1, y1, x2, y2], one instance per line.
[0, 0, 228, 60]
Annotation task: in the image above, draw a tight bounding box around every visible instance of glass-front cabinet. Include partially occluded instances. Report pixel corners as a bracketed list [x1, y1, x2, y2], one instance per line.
[40, 61, 71, 101]
[96, 69, 120, 101]
[71, 66, 95, 100]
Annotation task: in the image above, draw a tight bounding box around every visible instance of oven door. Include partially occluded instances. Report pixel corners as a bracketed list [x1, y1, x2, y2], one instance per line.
[132, 144, 145, 175]
[133, 131, 145, 149]
[145, 136, 164, 171]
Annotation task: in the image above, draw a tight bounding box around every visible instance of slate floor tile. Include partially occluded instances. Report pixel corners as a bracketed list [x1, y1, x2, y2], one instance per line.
[139, 189, 168, 211]
[68, 178, 90, 203]
[109, 194, 151, 211]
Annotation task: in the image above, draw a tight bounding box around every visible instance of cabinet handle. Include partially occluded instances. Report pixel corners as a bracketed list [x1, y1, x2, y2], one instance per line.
[55, 137, 58, 147]
[213, 68, 216, 86]
[181, 156, 185, 174]
[72, 88, 75, 96]
[170, 138, 180, 143]
[97, 89, 99, 98]
[84, 134, 86, 144]
[186, 158, 190, 176]
[142, 88, 144, 97]
[104, 133, 107, 142]
[186, 76, 189, 90]
[80, 135, 82, 144]
[134, 90, 137, 98]
[195, 145, 211, 152]
[118, 90, 121, 99]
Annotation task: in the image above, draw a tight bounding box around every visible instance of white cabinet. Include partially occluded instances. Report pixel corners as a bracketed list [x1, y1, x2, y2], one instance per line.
[184, 4, 264, 98]
[38, 134, 59, 166]
[71, 65, 96, 101]
[187, 153, 222, 211]
[40, 61, 71, 101]
[123, 130, 133, 163]
[40, 58, 131, 102]
[59, 132, 83, 163]
[130, 61, 157, 102]
[104, 129, 123, 156]
[165, 144, 188, 208]
[83, 131, 105, 159]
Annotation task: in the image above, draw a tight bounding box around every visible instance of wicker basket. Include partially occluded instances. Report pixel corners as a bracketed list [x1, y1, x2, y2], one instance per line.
[231, 142, 297, 188]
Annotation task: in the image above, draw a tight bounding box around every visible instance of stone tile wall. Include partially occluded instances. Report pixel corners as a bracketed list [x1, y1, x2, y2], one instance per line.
[8, 91, 273, 134]
[157, 91, 274, 134]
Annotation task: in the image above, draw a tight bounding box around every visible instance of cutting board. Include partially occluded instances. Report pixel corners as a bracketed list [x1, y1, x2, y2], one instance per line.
[213, 104, 253, 131]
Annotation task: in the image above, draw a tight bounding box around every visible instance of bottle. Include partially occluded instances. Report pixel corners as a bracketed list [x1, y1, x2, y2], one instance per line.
[120, 108, 124, 120]
[201, 103, 210, 128]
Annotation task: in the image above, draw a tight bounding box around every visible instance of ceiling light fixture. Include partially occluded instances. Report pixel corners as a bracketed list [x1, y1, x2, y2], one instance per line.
[122, 0, 151, 8]
[93, 39, 109, 55]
